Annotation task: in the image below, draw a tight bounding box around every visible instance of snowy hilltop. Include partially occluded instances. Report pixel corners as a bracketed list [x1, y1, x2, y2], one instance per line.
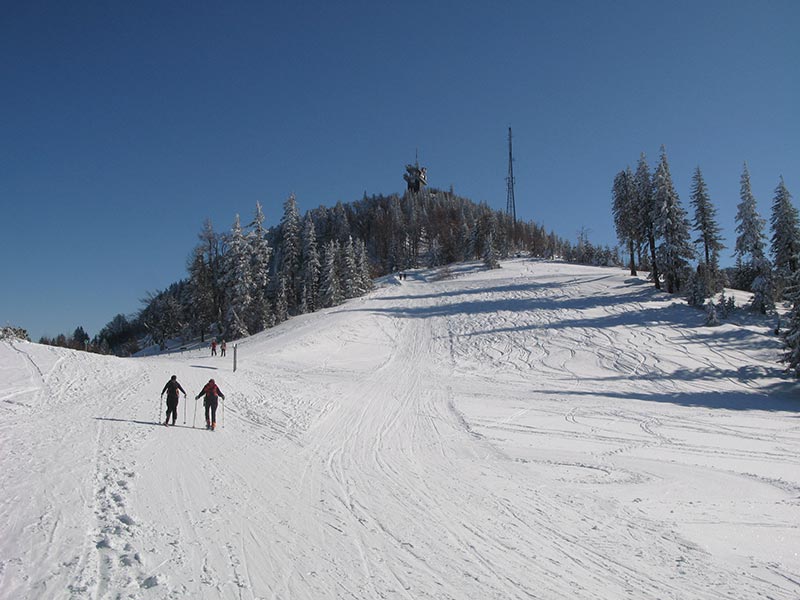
[1, 259, 798, 600]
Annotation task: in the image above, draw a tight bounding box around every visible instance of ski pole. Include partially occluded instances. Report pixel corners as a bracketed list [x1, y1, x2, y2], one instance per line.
[183, 395, 187, 425]
[158, 395, 163, 425]
[193, 397, 198, 428]
[221, 398, 224, 428]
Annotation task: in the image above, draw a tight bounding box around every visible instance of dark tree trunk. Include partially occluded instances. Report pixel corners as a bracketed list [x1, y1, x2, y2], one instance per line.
[628, 239, 637, 276]
[648, 231, 660, 290]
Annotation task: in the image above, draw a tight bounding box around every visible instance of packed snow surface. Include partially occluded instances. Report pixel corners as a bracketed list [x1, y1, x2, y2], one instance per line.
[1, 260, 798, 599]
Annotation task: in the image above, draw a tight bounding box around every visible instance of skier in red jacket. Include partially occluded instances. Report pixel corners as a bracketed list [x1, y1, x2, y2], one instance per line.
[196, 379, 225, 430]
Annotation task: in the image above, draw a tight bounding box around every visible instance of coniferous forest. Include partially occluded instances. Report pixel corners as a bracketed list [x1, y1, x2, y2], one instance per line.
[42, 188, 587, 356]
[612, 146, 800, 375]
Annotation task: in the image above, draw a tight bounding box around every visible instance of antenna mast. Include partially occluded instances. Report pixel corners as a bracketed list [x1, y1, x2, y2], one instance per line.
[506, 127, 516, 226]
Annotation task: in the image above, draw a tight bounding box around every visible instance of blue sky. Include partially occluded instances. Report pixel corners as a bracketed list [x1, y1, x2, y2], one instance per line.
[2, 1, 798, 341]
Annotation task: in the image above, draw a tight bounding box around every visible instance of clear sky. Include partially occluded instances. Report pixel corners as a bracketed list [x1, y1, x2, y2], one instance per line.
[2, 1, 798, 342]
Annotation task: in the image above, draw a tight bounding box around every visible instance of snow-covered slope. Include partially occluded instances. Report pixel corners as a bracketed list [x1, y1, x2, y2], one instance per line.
[1, 260, 798, 600]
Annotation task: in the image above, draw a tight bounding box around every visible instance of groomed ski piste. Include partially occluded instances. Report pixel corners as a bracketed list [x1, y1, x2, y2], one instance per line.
[1, 259, 798, 599]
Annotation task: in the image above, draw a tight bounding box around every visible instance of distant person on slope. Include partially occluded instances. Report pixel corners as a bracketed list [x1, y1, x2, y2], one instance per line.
[160, 375, 186, 426]
[220, 340, 227, 357]
[211, 339, 217, 356]
[196, 378, 225, 430]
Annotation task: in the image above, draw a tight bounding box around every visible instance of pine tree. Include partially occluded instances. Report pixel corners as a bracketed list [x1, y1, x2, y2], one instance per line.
[331, 201, 351, 243]
[612, 167, 638, 275]
[686, 263, 711, 307]
[273, 274, 289, 323]
[340, 236, 359, 299]
[653, 146, 694, 294]
[319, 240, 342, 308]
[770, 177, 800, 300]
[196, 219, 227, 334]
[354, 238, 373, 294]
[187, 246, 216, 341]
[733, 163, 768, 290]
[782, 268, 800, 377]
[72, 326, 90, 350]
[277, 194, 302, 315]
[247, 202, 272, 332]
[223, 215, 252, 339]
[689, 166, 725, 293]
[635, 153, 660, 289]
[716, 290, 736, 318]
[299, 214, 321, 313]
[705, 299, 720, 326]
[750, 253, 775, 314]
[426, 235, 443, 268]
[225, 306, 249, 340]
[451, 221, 465, 262]
[483, 232, 500, 269]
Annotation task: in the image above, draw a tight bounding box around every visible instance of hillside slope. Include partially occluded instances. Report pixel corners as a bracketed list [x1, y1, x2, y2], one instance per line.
[1, 260, 798, 600]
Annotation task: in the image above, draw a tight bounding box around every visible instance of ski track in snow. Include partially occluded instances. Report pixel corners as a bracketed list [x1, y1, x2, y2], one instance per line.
[1, 259, 799, 599]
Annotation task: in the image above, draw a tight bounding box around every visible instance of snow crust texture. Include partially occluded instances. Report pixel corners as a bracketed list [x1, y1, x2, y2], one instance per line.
[1, 260, 798, 599]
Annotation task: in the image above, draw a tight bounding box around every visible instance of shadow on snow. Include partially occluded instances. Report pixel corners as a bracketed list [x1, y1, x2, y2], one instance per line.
[95, 417, 206, 429]
[536, 381, 799, 413]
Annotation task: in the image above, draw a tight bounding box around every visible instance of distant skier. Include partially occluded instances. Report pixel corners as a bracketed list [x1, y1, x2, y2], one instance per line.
[160, 375, 186, 426]
[196, 378, 225, 430]
[211, 339, 217, 356]
[220, 340, 227, 357]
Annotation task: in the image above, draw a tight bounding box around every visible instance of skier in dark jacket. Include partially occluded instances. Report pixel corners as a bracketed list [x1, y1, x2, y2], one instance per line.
[196, 378, 225, 430]
[161, 375, 186, 426]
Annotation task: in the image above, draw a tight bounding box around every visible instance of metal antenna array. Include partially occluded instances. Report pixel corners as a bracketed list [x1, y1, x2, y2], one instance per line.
[506, 127, 516, 225]
[403, 150, 427, 193]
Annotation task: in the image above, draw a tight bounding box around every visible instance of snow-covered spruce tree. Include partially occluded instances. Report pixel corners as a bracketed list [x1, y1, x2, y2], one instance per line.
[1, 326, 29, 341]
[354, 238, 373, 295]
[781, 268, 800, 377]
[716, 290, 735, 318]
[299, 214, 321, 313]
[225, 306, 249, 340]
[455, 221, 470, 262]
[750, 253, 775, 314]
[427, 235, 443, 268]
[484, 231, 500, 269]
[690, 166, 725, 293]
[705, 298, 720, 326]
[331, 201, 352, 244]
[246, 202, 272, 333]
[635, 153, 660, 289]
[471, 209, 498, 262]
[770, 177, 800, 300]
[401, 233, 415, 270]
[299, 282, 311, 315]
[733, 163, 768, 291]
[273, 274, 289, 324]
[340, 236, 359, 299]
[385, 196, 406, 272]
[276, 194, 302, 315]
[416, 226, 431, 266]
[223, 215, 252, 339]
[653, 147, 694, 294]
[686, 262, 712, 307]
[612, 166, 638, 275]
[319, 240, 342, 308]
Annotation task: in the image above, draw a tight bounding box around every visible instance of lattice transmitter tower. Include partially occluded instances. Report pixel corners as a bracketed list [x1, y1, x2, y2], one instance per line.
[506, 127, 516, 226]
